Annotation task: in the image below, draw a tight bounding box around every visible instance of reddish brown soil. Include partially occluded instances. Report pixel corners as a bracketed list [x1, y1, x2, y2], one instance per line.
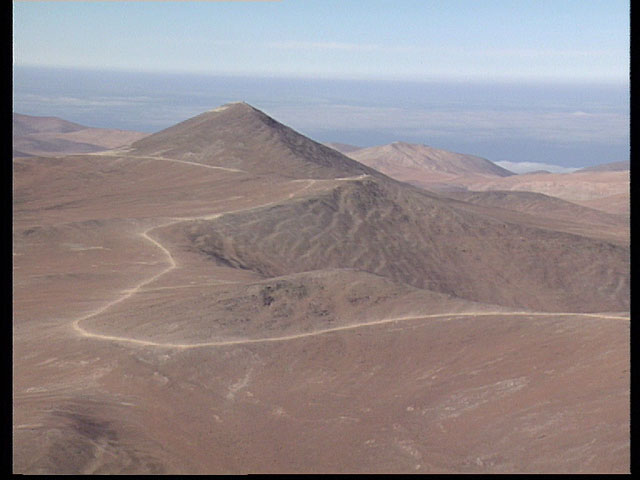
[13, 104, 629, 473]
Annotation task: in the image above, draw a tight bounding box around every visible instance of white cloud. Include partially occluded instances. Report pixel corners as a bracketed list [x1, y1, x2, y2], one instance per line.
[16, 93, 153, 107]
[494, 161, 580, 174]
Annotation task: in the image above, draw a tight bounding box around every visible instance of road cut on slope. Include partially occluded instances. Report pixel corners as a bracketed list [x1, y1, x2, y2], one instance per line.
[74, 307, 629, 350]
[70, 154, 629, 350]
[72, 204, 629, 350]
[88, 151, 247, 173]
[70, 170, 374, 344]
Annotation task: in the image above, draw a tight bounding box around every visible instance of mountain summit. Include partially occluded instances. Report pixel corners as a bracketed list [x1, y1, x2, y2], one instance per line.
[347, 141, 514, 178]
[128, 102, 378, 179]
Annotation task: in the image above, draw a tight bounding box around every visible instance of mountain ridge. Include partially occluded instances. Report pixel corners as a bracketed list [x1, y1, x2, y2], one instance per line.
[13, 112, 149, 157]
[577, 161, 630, 172]
[128, 102, 381, 179]
[346, 141, 514, 178]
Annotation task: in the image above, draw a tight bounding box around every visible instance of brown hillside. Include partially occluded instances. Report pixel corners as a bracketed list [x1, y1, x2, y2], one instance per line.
[13, 113, 86, 136]
[128, 102, 379, 179]
[463, 170, 629, 201]
[13, 103, 629, 474]
[13, 113, 149, 157]
[444, 190, 629, 244]
[347, 141, 514, 179]
[324, 142, 363, 153]
[577, 161, 629, 172]
[167, 177, 628, 313]
[576, 193, 630, 215]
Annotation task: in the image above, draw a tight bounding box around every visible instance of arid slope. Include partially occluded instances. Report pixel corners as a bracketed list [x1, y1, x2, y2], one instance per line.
[13, 113, 148, 157]
[171, 177, 628, 313]
[577, 160, 629, 172]
[13, 103, 630, 474]
[347, 141, 514, 178]
[339, 141, 514, 192]
[337, 140, 629, 216]
[128, 102, 378, 179]
[324, 142, 363, 153]
[461, 170, 630, 215]
[443, 190, 629, 244]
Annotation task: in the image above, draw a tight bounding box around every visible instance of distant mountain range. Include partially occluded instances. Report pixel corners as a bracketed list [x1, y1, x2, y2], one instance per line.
[332, 141, 514, 178]
[327, 141, 628, 215]
[577, 161, 629, 172]
[324, 142, 364, 153]
[13, 113, 149, 158]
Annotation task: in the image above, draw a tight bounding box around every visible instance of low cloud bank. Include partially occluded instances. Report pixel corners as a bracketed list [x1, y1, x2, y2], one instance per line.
[494, 161, 580, 174]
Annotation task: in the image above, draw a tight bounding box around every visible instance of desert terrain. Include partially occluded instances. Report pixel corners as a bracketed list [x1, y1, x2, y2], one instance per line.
[336, 142, 629, 217]
[13, 103, 629, 473]
[13, 113, 149, 158]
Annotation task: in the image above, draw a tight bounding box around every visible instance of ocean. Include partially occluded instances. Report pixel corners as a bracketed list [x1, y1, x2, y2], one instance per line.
[12, 66, 629, 171]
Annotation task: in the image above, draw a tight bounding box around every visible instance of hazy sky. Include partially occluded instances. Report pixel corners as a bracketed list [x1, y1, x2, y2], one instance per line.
[13, 0, 629, 83]
[12, 2, 630, 172]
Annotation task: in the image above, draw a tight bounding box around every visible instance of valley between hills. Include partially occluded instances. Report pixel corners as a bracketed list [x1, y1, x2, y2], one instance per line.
[13, 102, 629, 473]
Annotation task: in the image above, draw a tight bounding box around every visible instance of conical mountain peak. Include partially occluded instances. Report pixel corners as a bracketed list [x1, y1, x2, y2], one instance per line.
[205, 101, 255, 114]
[129, 102, 380, 179]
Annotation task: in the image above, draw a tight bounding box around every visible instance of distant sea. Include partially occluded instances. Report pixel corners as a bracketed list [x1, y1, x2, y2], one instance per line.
[13, 66, 629, 172]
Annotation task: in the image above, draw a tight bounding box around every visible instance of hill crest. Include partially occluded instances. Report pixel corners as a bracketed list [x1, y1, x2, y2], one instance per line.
[128, 102, 380, 179]
[13, 112, 148, 157]
[347, 141, 514, 178]
[13, 113, 86, 136]
[577, 161, 630, 172]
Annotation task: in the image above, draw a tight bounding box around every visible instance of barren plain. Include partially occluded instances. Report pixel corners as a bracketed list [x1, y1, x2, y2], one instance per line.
[13, 103, 629, 473]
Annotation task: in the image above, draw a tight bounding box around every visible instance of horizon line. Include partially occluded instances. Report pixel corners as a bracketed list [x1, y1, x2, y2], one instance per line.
[13, 63, 630, 87]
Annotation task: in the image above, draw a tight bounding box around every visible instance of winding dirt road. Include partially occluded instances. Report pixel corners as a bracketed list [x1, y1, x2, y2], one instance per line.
[88, 150, 247, 173]
[70, 153, 629, 350]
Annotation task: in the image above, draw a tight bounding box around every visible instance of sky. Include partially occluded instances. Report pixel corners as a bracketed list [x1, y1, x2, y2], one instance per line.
[13, 0, 629, 83]
[12, 1, 630, 172]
